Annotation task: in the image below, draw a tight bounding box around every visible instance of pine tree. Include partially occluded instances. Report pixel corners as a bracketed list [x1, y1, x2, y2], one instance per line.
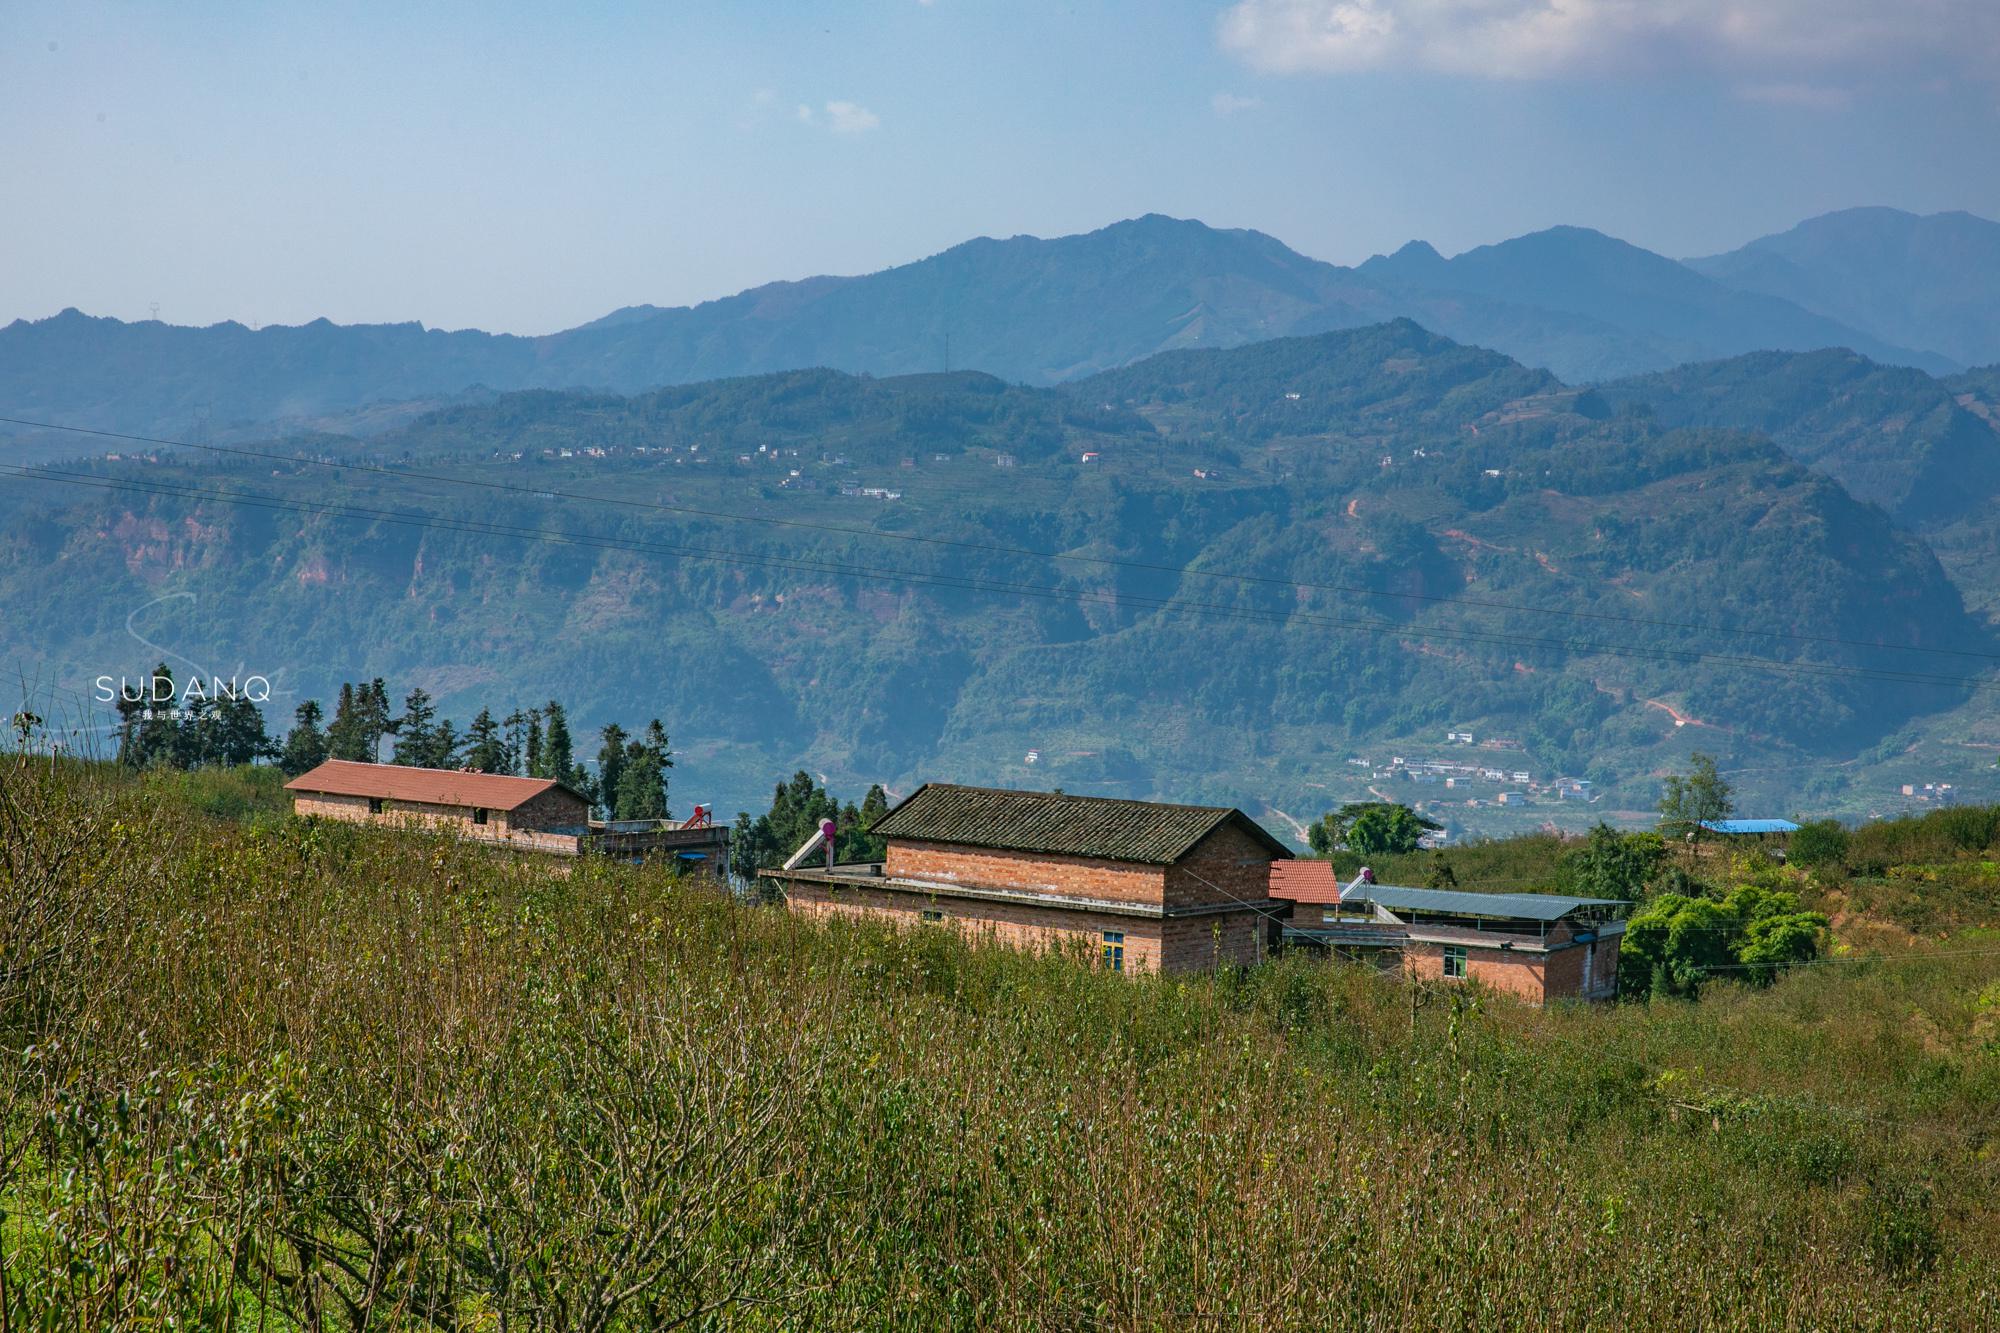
[612, 720, 672, 820]
[361, 679, 397, 761]
[524, 709, 544, 780]
[595, 723, 629, 819]
[130, 663, 182, 769]
[280, 700, 329, 776]
[537, 701, 579, 786]
[391, 687, 440, 766]
[172, 693, 213, 770]
[502, 709, 528, 775]
[326, 683, 368, 761]
[209, 696, 271, 767]
[463, 708, 509, 773]
[429, 718, 462, 771]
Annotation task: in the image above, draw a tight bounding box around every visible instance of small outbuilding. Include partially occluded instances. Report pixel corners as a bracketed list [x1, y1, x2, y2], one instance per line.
[1269, 863, 1626, 1005]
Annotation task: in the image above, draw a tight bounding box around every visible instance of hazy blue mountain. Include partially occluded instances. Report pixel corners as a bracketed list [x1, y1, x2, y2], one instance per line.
[1596, 348, 2000, 528]
[1359, 225, 1955, 378]
[1689, 208, 2000, 369]
[0, 214, 1970, 456]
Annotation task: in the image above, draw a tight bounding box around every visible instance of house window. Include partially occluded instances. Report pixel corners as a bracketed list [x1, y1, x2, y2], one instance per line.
[920, 909, 943, 924]
[1443, 944, 1468, 980]
[1102, 930, 1125, 973]
[367, 797, 385, 815]
[473, 808, 489, 826]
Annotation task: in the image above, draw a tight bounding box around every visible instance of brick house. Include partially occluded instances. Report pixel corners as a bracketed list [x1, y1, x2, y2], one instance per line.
[1270, 862, 1626, 1004]
[764, 784, 1291, 975]
[283, 759, 729, 872]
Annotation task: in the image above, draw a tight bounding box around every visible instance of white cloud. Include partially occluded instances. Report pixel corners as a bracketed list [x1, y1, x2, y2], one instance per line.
[1211, 91, 1262, 115]
[824, 100, 882, 133]
[795, 103, 816, 124]
[1218, 0, 2000, 85]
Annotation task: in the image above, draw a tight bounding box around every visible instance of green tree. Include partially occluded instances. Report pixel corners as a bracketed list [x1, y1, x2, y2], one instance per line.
[1424, 852, 1457, 889]
[114, 663, 180, 769]
[208, 695, 272, 767]
[595, 723, 630, 818]
[326, 682, 369, 761]
[1788, 819, 1850, 870]
[1659, 752, 1733, 843]
[279, 699, 329, 777]
[1563, 824, 1666, 902]
[612, 721, 673, 821]
[462, 708, 510, 774]
[1306, 802, 1440, 857]
[731, 772, 847, 882]
[534, 701, 587, 791]
[390, 687, 441, 767]
[502, 708, 531, 775]
[1619, 881, 1826, 998]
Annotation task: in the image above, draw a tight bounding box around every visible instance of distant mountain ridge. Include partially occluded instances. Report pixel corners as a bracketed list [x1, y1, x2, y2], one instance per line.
[2, 209, 1990, 453]
[1688, 208, 2000, 369]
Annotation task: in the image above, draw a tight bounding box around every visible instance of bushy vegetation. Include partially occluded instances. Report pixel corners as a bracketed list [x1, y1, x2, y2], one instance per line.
[3, 757, 1998, 1327]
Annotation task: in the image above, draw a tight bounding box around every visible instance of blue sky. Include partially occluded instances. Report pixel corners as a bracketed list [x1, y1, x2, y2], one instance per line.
[4, 0, 1997, 333]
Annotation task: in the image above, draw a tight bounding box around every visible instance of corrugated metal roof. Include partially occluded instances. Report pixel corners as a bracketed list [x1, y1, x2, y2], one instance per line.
[871, 784, 1291, 864]
[1265, 864, 1621, 919]
[1364, 884, 1626, 922]
[1700, 819, 1801, 835]
[284, 759, 583, 812]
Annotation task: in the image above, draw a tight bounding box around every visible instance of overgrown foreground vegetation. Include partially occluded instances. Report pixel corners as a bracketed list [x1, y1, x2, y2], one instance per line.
[3, 760, 1998, 1329]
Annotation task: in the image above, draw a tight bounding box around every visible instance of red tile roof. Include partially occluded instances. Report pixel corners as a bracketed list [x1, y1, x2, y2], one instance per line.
[1268, 859, 1345, 904]
[284, 759, 584, 812]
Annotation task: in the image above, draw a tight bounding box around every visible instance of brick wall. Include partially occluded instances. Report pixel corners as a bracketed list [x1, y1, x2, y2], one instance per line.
[1404, 941, 1548, 1004]
[884, 841, 1169, 906]
[785, 878, 1165, 973]
[292, 790, 587, 855]
[1166, 823, 1281, 912]
[293, 792, 374, 823]
[509, 786, 591, 831]
[1159, 912, 1265, 971]
[1542, 932, 1621, 1001]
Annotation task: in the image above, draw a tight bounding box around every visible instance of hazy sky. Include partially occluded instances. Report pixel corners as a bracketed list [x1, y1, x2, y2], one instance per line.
[5, 0, 1998, 334]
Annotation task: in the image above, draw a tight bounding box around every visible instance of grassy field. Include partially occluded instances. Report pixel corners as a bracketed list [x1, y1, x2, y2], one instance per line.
[2, 756, 1998, 1328]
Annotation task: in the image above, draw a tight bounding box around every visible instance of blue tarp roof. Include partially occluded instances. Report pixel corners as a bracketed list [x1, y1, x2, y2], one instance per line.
[1700, 819, 1801, 835]
[1359, 884, 1626, 923]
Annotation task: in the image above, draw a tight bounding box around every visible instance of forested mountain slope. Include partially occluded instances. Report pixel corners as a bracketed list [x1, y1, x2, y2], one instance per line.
[5, 323, 1990, 829]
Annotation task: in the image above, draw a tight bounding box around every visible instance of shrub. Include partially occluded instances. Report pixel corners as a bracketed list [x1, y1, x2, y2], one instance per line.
[1788, 819, 1850, 870]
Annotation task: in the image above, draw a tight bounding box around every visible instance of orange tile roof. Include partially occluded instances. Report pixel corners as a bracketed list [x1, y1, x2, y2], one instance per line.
[1268, 859, 1344, 904]
[284, 759, 583, 812]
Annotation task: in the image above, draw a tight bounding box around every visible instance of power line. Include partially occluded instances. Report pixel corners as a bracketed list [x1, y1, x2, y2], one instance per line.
[6, 413, 1996, 667]
[14, 460, 2000, 699]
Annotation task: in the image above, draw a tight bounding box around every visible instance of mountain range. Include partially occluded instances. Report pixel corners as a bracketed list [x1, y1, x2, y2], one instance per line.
[8, 320, 1998, 832]
[3, 208, 1993, 456]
